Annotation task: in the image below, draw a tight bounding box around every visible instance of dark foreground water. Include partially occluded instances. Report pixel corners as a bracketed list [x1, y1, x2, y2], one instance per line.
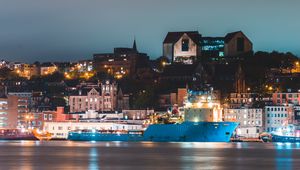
[0, 141, 299, 170]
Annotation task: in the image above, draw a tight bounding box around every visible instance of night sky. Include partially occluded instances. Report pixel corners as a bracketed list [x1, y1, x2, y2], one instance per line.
[0, 0, 299, 62]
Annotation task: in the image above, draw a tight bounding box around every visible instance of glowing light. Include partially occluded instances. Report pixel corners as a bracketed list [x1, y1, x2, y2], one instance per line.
[197, 102, 203, 108]
[185, 102, 192, 108]
[208, 102, 213, 108]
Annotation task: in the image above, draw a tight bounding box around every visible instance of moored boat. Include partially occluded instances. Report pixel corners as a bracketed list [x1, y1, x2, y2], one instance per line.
[272, 134, 300, 143]
[32, 129, 52, 141]
[0, 128, 36, 140]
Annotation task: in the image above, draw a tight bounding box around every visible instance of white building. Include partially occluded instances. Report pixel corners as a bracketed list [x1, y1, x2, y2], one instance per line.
[44, 122, 143, 139]
[163, 31, 201, 64]
[69, 81, 118, 113]
[224, 108, 263, 138]
[264, 105, 294, 133]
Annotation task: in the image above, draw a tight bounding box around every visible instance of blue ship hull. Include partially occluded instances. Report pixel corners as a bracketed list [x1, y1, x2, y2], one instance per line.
[68, 122, 238, 142]
[272, 135, 300, 143]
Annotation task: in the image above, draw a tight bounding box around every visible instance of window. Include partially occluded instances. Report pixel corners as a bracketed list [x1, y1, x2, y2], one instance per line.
[44, 114, 47, 120]
[49, 114, 52, 120]
[182, 39, 189, 51]
[237, 38, 244, 51]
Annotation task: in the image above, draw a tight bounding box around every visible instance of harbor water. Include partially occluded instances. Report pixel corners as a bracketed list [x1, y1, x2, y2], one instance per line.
[0, 141, 299, 170]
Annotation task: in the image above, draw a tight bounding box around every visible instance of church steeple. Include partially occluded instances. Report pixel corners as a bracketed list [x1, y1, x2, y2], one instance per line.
[133, 37, 137, 52]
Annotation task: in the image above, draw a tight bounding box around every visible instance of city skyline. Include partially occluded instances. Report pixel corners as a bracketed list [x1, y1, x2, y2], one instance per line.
[1, 0, 300, 62]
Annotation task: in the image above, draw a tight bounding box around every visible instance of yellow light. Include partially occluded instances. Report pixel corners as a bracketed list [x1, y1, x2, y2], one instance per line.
[268, 86, 273, 91]
[296, 62, 299, 66]
[162, 61, 166, 66]
[197, 102, 203, 108]
[247, 87, 251, 91]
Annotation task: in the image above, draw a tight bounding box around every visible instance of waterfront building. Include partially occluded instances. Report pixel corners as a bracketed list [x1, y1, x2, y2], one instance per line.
[272, 92, 300, 105]
[228, 93, 258, 108]
[43, 121, 143, 139]
[264, 105, 294, 133]
[7, 92, 31, 128]
[163, 31, 201, 64]
[69, 80, 129, 113]
[0, 95, 18, 128]
[224, 108, 263, 138]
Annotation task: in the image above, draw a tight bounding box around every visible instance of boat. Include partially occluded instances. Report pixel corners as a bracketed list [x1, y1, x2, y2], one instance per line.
[0, 128, 36, 140]
[272, 134, 300, 143]
[32, 129, 52, 141]
[68, 90, 239, 142]
[270, 125, 300, 143]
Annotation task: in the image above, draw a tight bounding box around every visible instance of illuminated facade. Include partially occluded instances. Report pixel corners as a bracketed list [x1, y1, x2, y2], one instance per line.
[40, 63, 57, 76]
[69, 81, 117, 113]
[265, 105, 294, 133]
[201, 37, 225, 60]
[163, 31, 201, 64]
[0, 93, 31, 129]
[162, 31, 252, 64]
[272, 92, 300, 105]
[93, 40, 149, 79]
[224, 108, 262, 138]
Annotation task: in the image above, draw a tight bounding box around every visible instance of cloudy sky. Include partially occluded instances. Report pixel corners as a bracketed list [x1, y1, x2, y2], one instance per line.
[0, 0, 299, 62]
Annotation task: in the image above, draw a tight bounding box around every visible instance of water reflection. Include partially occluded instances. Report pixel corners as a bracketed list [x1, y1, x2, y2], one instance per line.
[89, 147, 99, 170]
[0, 141, 299, 169]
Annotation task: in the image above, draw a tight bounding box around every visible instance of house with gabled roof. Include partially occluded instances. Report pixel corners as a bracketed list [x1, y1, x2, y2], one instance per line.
[224, 31, 253, 57]
[163, 31, 202, 64]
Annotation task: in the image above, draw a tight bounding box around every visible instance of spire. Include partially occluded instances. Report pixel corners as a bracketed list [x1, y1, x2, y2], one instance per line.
[133, 37, 137, 52]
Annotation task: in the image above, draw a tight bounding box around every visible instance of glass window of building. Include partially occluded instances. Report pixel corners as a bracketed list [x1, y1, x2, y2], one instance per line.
[182, 39, 189, 51]
[237, 37, 244, 51]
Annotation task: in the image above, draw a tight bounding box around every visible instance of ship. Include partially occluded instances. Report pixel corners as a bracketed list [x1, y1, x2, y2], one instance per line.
[0, 128, 36, 140]
[68, 90, 239, 142]
[270, 124, 300, 143]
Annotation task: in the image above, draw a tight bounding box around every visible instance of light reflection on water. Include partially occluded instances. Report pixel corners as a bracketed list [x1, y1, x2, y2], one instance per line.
[0, 141, 299, 169]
